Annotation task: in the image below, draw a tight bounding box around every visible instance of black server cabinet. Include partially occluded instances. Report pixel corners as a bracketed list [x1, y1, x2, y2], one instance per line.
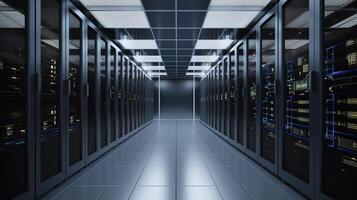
[229, 51, 236, 140]
[109, 45, 117, 143]
[122, 57, 128, 135]
[66, 9, 86, 175]
[247, 32, 258, 153]
[117, 52, 122, 139]
[218, 61, 223, 133]
[258, 11, 278, 172]
[215, 66, 219, 130]
[36, 0, 65, 195]
[319, 0, 357, 199]
[87, 25, 99, 159]
[236, 44, 244, 145]
[279, 0, 313, 197]
[128, 61, 133, 132]
[222, 57, 229, 136]
[0, 0, 34, 198]
[99, 38, 108, 148]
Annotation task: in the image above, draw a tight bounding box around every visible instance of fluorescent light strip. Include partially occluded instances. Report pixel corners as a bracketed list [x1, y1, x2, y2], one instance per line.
[187, 65, 211, 71]
[195, 39, 234, 49]
[142, 65, 166, 71]
[186, 72, 205, 76]
[119, 39, 158, 49]
[148, 72, 167, 76]
[134, 56, 163, 62]
[191, 55, 219, 62]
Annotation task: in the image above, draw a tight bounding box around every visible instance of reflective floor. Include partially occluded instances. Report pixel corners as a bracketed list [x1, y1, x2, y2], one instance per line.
[44, 120, 305, 200]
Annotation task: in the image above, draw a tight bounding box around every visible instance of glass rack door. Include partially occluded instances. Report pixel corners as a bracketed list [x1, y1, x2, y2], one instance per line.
[40, 0, 62, 183]
[322, 0, 357, 198]
[68, 11, 82, 166]
[247, 32, 257, 152]
[261, 15, 277, 163]
[87, 26, 97, 156]
[0, 0, 28, 198]
[282, 0, 310, 182]
[100, 38, 107, 148]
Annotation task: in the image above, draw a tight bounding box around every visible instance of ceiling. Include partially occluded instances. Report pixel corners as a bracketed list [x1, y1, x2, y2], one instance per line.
[78, 0, 273, 79]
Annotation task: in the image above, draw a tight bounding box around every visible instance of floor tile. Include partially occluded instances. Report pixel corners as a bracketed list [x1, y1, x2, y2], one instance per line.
[98, 186, 132, 200]
[178, 186, 222, 200]
[55, 186, 105, 200]
[130, 186, 175, 200]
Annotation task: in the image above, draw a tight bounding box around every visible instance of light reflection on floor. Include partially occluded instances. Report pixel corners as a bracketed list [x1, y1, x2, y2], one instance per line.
[44, 120, 305, 200]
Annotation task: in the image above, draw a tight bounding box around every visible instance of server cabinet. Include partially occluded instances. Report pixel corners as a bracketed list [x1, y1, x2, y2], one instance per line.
[229, 51, 236, 140]
[208, 73, 212, 126]
[258, 11, 278, 172]
[133, 65, 138, 129]
[319, 0, 357, 199]
[215, 66, 219, 130]
[36, 0, 65, 195]
[99, 38, 108, 148]
[66, 9, 85, 175]
[279, 0, 313, 196]
[222, 58, 228, 136]
[128, 61, 133, 132]
[0, 0, 34, 198]
[247, 32, 258, 154]
[122, 57, 127, 135]
[218, 61, 223, 133]
[117, 52, 123, 139]
[236, 44, 245, 145]
[87, 25, 99, 160]
[109, 45, 117, 143]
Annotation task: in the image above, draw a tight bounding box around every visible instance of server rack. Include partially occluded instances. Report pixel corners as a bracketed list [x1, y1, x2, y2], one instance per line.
[257, 7, 279, 174]
[0, 0, 155, 198]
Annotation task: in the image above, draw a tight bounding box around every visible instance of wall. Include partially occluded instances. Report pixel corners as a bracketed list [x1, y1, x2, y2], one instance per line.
[155, 79, 199, 120]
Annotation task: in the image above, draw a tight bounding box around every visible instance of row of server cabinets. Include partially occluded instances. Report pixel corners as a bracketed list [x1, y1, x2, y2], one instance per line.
[0, 0, 155, 199]
[199, 0, 356, 199]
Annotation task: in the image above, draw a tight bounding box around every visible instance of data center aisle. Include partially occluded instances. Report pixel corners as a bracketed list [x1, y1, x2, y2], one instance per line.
[44, 120, 305, 200]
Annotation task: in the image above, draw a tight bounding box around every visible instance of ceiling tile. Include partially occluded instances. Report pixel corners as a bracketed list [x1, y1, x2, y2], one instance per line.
[177, 29, 200, 39]
[177, 0, 211, 10]
[195, 39, 234, 49]
[177, 41, 196, 48]
[177, 12, 206, 27]
[146, 12, 175, 28]
[153, 29, 176, 39]
[157, 40, 176, 49]
[142, 0, 175, 10]
[210, 0, 271, 7]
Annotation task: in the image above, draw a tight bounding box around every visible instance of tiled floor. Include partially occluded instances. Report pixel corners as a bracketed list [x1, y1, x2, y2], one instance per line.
[44, 120, 305, 200]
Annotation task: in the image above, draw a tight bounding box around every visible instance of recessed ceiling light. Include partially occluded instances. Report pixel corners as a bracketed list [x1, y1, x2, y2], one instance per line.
[119, 40, 158, 49]
[186, 72, 205, 76]
[195, 39, 234, 49]
[134, 56, 163, 62]
[79, 0, 142, 7]
[142, 65, 166, 71]
[191, 55, 219, 62]
[148, 72, 167, 77]
[203, 11, 259, 28]
[210, 0, 270, 7]
[187, 65, 211, 71]
[91, 11, 150, 28]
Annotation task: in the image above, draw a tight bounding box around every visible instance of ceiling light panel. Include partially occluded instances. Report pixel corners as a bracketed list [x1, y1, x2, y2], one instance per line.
[142, 65, 166, 71]
[186, 72, 205, 76]
[191, 55, 219, 62]
[119, 40, 158, 49]
[148, 72, 167, 76]
[134, 56, 163, 62]
[79, 0, 142, 6]
[188, 65, 211, 71]
[203, 11, 260, 28]
[195, 39, 233, 49]
[91, 11, 150, 28]
[210, 0, 271, 7]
